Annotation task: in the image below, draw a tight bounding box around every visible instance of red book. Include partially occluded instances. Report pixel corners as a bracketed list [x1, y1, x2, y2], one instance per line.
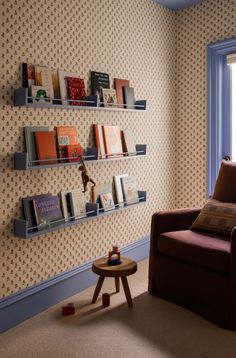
[66, 77, 86, 106]
[35, 131, 58, 165]
[66, 144, 83, 162]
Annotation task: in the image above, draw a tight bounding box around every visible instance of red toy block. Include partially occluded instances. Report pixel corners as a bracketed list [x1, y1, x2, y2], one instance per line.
[62, 303, 75, 316]
[102, 293, 110, 307]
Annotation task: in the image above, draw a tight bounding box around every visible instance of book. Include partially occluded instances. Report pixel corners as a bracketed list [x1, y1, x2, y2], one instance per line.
[93, 124, 106, 159]
[24, 126, 49, 163]
[69, 191, 86, 219]
[121, 176, 139, 205]
[58, 70, 80, 104]
[102, 88, 117, 107]
[66, 77, 86, 106]
[22, 193, 52, 230]
[102, 125, 123, 158]
[100, 192, 115, 211]
[114, 78, 129, 108]
[22, 63, 35, 94]
[56, 126, 78, 159]
[123, 86, 135, 109]
[34, 66, 54, 99]
[61, 190, 73, 221]
[51, 68, 60, 102]
[121, 128, 136, 155]
[33, 195, 63, 229]
[31, 85, 50, 103]
[91, 71, 110, 100]
[114, 174, 129, 206]
[35, 131, 58, 165]
[92, 182, 113, 208]
[66, 144, 83, 162]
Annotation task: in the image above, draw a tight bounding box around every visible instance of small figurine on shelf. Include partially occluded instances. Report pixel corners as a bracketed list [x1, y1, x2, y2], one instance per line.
[107, 245, 121, 265]
[79, 157, 96, 193]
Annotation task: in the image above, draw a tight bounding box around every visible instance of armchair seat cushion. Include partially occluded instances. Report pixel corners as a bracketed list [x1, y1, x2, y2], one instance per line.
[158, 230, 230, 273]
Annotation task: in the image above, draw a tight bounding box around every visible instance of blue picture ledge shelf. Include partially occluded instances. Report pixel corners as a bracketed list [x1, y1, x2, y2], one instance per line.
[14, 145, 147, 170]
[13, 88, 147, 112]
[14, 191, 147, 239]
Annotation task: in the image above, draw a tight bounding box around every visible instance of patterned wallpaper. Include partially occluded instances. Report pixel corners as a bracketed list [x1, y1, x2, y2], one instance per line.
[0, 0, 176, 297]
[176, 0, 236, 208]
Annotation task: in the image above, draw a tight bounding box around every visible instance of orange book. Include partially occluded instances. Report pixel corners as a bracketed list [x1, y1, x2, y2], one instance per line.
[114, 78, 129, 108]
[93, 124, 106, 159]
[56, 126, 78, 159]
[35, 131, 58, 165]
[102, 125, 123, 158]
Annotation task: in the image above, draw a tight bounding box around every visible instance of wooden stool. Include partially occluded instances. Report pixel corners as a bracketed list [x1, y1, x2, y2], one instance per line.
[91, 256, 137, 308]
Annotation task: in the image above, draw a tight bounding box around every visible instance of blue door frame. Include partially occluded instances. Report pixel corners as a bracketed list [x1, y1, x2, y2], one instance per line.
[207, 38, 236, 195]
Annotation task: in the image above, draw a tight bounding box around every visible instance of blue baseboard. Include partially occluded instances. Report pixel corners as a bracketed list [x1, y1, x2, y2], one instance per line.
[0, 235, 150, 333]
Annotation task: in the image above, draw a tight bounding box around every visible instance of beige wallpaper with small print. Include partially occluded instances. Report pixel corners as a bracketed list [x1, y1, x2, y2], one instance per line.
[176, 0, 236, 208]
[0, 0, 176, 297]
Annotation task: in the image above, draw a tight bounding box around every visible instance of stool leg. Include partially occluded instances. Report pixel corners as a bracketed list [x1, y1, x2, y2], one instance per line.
[92, 276, 105, 303]
[115, 277, 120, 292]
[121, 276, 133, 308]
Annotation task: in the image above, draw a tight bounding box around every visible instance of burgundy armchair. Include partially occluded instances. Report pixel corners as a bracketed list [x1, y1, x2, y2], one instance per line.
[148, 161, 236, 329]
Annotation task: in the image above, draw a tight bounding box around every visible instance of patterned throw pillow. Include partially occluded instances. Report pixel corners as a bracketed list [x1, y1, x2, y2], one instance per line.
[191, 199, 236, 236]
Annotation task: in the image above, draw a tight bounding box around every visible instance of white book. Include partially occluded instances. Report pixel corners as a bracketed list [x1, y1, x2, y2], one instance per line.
[34, 66, 54, 99]
[114, 174, 129, 206]
[69, 190, 86, 219]
[121, 176, 139, 205]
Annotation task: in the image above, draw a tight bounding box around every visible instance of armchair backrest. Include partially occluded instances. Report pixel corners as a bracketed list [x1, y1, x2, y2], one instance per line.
[213, 160, 236, 203]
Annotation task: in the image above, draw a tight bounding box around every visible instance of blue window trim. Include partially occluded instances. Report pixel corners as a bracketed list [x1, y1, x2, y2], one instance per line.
[207, 38, 236, 196]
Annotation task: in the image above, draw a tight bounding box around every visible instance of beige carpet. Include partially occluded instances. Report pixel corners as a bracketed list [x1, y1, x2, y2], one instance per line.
[1, 258, 236, 358]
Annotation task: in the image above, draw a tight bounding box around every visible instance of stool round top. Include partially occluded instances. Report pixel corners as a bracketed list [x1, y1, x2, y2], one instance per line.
[92, 256, 137, 277]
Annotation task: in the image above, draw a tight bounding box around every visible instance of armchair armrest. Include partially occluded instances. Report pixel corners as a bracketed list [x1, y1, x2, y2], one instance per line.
[150, 208, 201, 257]
[230, 227, 236, 278]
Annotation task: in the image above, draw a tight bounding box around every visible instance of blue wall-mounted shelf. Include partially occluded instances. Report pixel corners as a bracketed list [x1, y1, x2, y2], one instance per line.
[14, 145, 147, 170]
[13, 88, 147, 112]
[14, 191, 147, 239]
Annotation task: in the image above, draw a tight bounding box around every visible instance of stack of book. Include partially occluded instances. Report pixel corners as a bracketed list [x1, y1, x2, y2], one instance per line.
[24, 126, 83, 165]
[23, 63, 86, 106]
[92, 175, 140, 212]
[23, 189, 87, 232]
[23, 64, 139, 109]
[93, 124, 136, 159]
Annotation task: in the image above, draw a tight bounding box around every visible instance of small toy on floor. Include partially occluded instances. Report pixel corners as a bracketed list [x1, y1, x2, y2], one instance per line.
[62, 303, 75, 316]
[107, 245, 122, 265]
[102, 293, 110, 307]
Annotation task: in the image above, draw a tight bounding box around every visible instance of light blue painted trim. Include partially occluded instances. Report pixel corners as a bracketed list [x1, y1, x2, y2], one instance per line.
[0, 235, 150, 333]
[207, 37, 236, 196]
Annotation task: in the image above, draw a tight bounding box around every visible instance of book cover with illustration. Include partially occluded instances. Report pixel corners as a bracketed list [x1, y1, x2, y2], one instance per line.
[22, 193, 52, 231]
[33, 195, 63, 229]
[56, 126, 78, 159]
[121, 176, 139, 205]
[66, 144, 83, 162]
[100, 192, 115, 211]
[102, 125, 123, 158]
[66, 77, 86, 106]
[69, 190, 86, 219]
[91, 71, 110, 99]
[34, 66, 54, 99]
